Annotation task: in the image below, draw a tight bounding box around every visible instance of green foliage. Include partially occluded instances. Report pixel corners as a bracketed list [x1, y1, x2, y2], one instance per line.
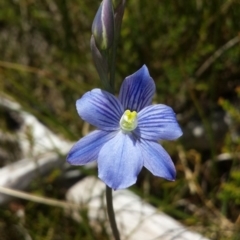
[0, 203, 107, 240]
[219, 94, 240, 124]
[218, 171, 240, 205]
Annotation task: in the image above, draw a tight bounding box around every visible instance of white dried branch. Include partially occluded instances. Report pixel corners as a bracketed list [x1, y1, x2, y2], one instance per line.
[66, 176, 210, 240]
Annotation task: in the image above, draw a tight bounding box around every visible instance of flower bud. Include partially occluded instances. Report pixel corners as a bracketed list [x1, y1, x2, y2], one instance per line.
[92, 0, 114, 50]
[114, 0, 126, 37]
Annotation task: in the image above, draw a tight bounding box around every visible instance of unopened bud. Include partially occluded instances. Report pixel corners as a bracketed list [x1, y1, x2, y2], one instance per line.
[92, 0, 114, 50]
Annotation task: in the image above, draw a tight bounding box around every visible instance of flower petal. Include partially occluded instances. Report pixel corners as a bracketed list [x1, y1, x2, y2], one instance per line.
[76, 89, 124, 130]
[67, 130, 116, 165]
[135, 104, 182, 141]
[140, 140, 176, 180]
[119, 65, 155, 112]
[98, 132, 143, 190]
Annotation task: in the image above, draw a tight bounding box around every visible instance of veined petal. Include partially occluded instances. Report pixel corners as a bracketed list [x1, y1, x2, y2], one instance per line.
[135, 104, 182, 141]
[140, 140, 176, 180]
[98, 132, 143, 190]
[76, 89, 124, 130]
[67, 130, 116, 165]
[119, 65, 155, 112]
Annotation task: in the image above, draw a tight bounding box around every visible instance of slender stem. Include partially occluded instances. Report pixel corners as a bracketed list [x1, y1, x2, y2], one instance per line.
[109, 30, 117, 92]
[106, 185, 120, 240]
[0, 186, 79, 210]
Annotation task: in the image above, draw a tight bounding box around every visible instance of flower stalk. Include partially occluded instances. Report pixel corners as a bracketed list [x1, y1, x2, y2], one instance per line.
[106, 186, 120, 240]
[109, 0, 126, 92]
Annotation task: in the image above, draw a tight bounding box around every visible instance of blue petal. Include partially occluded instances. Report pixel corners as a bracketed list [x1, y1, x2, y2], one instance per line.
[76, 89, 124, 130]
[119, 65, 155, 112]
[140, 140, 176, 180]
[135, 104, 182, 141]
[98, 132, 143, 190]
[67, 130, 116, 165]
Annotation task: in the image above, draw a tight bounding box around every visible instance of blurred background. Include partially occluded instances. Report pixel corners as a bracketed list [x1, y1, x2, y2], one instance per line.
[0, 0, 240, 239]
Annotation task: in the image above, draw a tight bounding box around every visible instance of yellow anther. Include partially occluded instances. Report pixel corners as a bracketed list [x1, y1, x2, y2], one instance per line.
[120, 110, 138, 132]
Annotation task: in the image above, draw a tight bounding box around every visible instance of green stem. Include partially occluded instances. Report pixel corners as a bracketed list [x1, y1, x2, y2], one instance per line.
[106, 186, 120, 240]
[109, 34, 117, 92]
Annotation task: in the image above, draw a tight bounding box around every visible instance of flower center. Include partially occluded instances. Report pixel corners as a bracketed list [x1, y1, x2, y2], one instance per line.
[119, 110, 138, 132]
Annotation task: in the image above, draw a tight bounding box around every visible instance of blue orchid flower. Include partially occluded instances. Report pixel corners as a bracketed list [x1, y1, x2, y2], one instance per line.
[67, 65, 182, 190]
